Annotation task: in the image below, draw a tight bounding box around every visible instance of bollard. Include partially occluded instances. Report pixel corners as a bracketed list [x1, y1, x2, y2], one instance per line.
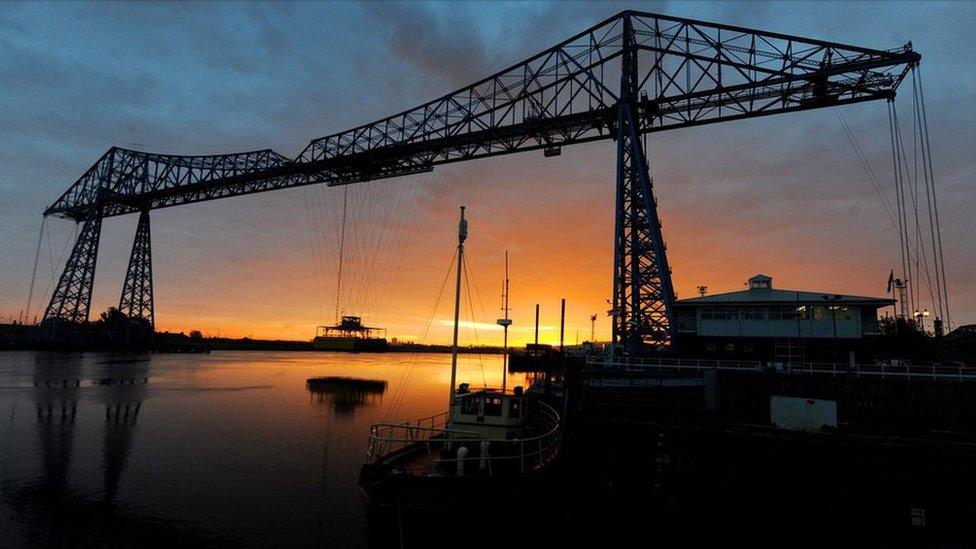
[457, 446, 468, 476]
[480, 441, 489, 471]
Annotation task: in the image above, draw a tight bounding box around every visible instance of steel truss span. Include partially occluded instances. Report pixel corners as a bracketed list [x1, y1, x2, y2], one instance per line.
[40, 10, 919, 353]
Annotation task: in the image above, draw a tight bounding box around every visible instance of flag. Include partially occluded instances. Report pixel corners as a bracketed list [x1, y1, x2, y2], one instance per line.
[886, 270, 894, 293]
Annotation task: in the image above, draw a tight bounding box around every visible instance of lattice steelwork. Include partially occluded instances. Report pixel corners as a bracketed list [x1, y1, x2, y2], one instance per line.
[42, 203, 103, 324]
[118, 210, 154, 330]
[612, 16, 676, 353]
[40, 10, 919, 349]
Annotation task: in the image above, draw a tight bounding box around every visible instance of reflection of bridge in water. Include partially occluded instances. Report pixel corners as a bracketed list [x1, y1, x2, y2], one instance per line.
[29, 353, 148, 504]
[0, 354, 193, 545]
[306, 377, 387, 414]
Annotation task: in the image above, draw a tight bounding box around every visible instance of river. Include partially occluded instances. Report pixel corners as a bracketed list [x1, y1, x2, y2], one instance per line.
[0, 350, 529, 547]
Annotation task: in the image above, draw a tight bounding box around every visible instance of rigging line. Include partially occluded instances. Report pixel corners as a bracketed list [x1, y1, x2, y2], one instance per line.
[895, 102, 940, 314]
[370, 176, 417, 323]
[895, 90, 935, 310]
[916, 66, 951, 330]
[384, 249, 457, 423]
[361, 178, 402, 320]
[24, 216, 46, 322]
[461, 254, 487, 388]
[302, 191, 326, 322]
[334, 186, 348, 324]
[887, 102, 910, 316]
[40, 222, 78, 310]
[894, 103, 938, 312]
[832, 108, 898, 227]
[371, 177, 415, 323]
[890, 102, 916, 315]
[310, 187, 334, 322]
[912, 70, 944, 323]
[46, 216, 55, 281]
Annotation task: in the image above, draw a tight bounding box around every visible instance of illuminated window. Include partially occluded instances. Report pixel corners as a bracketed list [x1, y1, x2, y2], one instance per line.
[813, 306, 826, 321]
[796, 306, 808, 320]
[834, 306, 852, 320]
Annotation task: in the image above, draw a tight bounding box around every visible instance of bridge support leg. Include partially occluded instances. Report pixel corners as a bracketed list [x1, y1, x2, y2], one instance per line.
[42, 205, 104, 326]
[118, 209, 154, 338]
[612, 16, 676, 354]
[611, 104, 676, 355]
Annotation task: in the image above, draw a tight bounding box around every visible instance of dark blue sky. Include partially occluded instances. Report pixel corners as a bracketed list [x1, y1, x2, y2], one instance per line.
[1, 1, 973, 338]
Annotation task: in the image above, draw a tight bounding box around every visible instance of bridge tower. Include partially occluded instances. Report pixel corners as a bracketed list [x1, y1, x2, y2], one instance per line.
[42, 202, 104, 327]
[117, 209, 155, 334]
[612, 14, 676, 355]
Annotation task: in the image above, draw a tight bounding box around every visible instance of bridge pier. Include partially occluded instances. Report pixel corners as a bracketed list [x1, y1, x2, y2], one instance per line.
[117, 209, 155, 337]
[612, 16, 676, 355]
[42, 204, 104, 327]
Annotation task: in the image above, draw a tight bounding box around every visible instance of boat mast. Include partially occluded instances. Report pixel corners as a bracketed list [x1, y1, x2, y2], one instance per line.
[448, 206, 467, 422]
[497, 251, 512, 392]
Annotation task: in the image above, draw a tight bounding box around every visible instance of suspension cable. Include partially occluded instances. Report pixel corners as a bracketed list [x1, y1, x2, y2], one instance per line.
[916, 66, 951, 330]
[24, 216, 46, 323]
[334, 186, 348, 324]
[887, 101, 911, 316]
[912, 69, 944, 324]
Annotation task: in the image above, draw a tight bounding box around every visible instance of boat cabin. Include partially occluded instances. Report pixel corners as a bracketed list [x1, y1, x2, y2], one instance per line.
[449, 384, 525, 439]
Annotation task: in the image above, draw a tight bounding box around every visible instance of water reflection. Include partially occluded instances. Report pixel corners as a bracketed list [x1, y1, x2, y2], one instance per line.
[1, 351, 515, 547]
[32, 353, 82, 501]
[96, 358, 149, 503]
[306, 376, 387, 414]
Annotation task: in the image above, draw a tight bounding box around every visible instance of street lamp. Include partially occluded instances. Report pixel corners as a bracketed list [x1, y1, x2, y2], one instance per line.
[913, 308, 930, 332]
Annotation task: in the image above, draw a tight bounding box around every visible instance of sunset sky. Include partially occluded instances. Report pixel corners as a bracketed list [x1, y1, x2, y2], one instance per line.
[1, 1, 973, 345]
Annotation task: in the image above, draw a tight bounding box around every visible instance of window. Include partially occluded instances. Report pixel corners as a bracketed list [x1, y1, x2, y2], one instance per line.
[742, 307, 766, 321]
[743, 343, 754, 352]
[701, 307, 713, 320]
[724, 343, 735, 352]
[483, 396, 503, 417]
[706, 343, 717, 352]
[813, 306, 825, 321]
[833, 306, 852, 320]
[460, 395, 481, 415]
[796, 306, 808, 320]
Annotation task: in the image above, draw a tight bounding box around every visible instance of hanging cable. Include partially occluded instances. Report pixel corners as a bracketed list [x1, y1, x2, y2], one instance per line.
[461, 254, 487, 388]
[834, 108, 899, 228]
[383, 248, 457, 423]
[334, 186, 348, 324]
[887, 101, 911, 317]
[24, 216, 46, 323]
[894, 100, 940, 315]
[911, 69, 944, 324]
[916, 66, 951, 330]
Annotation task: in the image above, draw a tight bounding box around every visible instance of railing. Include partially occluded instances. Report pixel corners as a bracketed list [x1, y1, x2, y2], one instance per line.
[586, 357, 976, 382]
[587, 356, 762, 373]
[785, 362, 976, 381]
[365, 402, 561, 476]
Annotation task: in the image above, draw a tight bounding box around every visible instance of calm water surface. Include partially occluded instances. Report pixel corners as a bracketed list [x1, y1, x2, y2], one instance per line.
[0, 351, 527, 547]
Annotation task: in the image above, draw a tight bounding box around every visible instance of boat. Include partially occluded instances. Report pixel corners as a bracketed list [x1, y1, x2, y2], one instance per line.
[312, 315, 389, 352]
[358, 206, 562, 506]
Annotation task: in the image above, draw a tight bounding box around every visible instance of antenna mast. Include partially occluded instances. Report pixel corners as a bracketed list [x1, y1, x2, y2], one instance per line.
[448, 206, 467, 424]
[497, 251, 512, 392]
